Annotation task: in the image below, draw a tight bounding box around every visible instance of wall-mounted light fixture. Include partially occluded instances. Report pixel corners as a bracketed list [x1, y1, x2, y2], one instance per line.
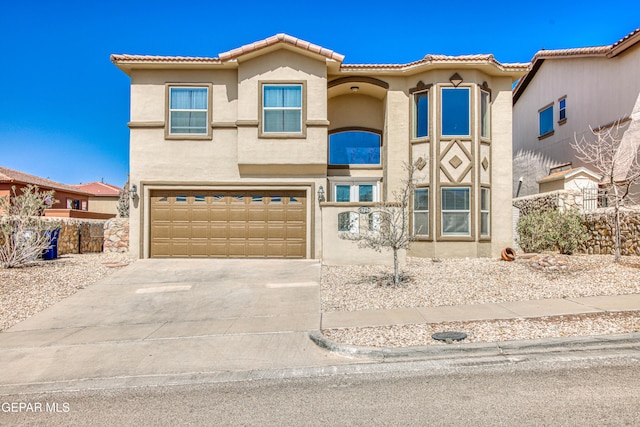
[317, 185, 325, 203]
[130, 184, 138, 200]
[449, 72, 463, 87]
[350, 86, 359, 93]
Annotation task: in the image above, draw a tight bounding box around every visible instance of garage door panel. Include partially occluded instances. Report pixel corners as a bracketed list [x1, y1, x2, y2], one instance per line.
[151, 190, 306, 258]
[285, 224, 305, 239]
[266, 243, 285, 257]
[210, 208, 228, 221]
[229, 208, 248, 221]
[172, 225, 191, 239]
[248, 224, 268, 239]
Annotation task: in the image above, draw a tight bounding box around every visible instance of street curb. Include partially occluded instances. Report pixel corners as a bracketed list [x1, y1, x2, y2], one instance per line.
[308, 330, 640, 361]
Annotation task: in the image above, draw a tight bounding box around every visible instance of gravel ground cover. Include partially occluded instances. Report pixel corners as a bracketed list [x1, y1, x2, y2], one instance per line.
[0, 253, 132, 331]
[322, 254, 640, 347]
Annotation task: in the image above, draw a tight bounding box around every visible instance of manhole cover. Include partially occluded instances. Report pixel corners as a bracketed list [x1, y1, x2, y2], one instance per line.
[432, 332, 467, 342]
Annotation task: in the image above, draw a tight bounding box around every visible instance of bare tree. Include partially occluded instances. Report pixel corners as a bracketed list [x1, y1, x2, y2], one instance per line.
[0, 185, 60, 268]
[341, 163, 419, 286]
[572, 119, 640, 262]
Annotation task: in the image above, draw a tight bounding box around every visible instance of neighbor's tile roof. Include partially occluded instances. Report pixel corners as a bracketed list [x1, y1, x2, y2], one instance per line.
[537, 167, 601, 183]
[0, 166, 92, 195]
[71, 182, 122, 196]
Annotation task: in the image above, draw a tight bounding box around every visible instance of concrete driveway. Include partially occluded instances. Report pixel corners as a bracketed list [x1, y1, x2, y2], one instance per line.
[0, 259, 351, 393]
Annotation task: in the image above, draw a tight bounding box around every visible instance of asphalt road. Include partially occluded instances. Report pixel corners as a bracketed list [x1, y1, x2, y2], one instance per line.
[3, 355, 640, 426]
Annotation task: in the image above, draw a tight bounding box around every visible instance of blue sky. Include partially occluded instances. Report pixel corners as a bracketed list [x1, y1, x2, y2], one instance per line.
[1, 0, 637, 187]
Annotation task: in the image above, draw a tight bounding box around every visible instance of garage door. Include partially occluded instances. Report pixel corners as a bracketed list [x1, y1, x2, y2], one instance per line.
[150, 190, 306, 258]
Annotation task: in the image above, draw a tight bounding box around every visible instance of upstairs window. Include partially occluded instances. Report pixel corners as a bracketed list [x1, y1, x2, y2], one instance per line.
[539, 104, 554, 136]
[262, 84, 303, 133]
[413, 90, 429, 138]
[559, 97, 567, 122]
[169, 87, 209, 135]
[441, 87, 470, 136]
[329, 130, 381, 166]
[480, 90, 490, 139]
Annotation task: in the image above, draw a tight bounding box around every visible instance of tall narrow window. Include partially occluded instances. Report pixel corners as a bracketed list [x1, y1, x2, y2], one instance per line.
[441, 87, 470, 136]
[539, 104, 554, 136]
[480, 188, 490, 236]
[559, 97, 567, 122]
[480, 90, 490, 139]
[413, 188, 429, 236]
[262, 84, 302, 133]
[441, 188, 470, 236]
[413, 90, 429, 138]
[169, 87, 208, 135]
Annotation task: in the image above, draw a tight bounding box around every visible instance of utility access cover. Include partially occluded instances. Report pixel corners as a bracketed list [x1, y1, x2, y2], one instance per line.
[432, 332, 467, 342]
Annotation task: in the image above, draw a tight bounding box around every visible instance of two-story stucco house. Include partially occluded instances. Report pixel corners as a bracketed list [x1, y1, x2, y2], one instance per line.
[513, 27, 640, 198]
[112, 34, 526, 263]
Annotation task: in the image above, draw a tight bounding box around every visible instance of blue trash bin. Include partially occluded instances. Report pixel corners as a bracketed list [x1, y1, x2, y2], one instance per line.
[42, 228, 61, 260]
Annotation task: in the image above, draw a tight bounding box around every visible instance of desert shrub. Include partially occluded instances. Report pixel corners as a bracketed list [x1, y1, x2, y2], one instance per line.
[0, 185, 60, 268]
[517, 209, 587, 254]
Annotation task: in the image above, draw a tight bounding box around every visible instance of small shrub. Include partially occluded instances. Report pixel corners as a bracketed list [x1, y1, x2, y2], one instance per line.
[0, 185, 60, 268]
[517, 209, 587, 255]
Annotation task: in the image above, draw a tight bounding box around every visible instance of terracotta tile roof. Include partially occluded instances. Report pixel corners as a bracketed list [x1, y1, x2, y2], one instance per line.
[110, 53, 221, 64]
[342, 53, 528, 72]
[71, 182, 122, 196]
[218, 33, 345, 62]
[0, 166, 92, 195]
[112, 33, 526, 74]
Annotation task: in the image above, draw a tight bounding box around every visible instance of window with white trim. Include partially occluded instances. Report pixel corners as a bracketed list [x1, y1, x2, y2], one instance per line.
[441, 187, 470, 236]
[331, 181, 380, 203]
[262, 84, 303, 133]
[169, 87, 209, 135]
[480, 188, 490, 236]
[413, 188, 429, 236]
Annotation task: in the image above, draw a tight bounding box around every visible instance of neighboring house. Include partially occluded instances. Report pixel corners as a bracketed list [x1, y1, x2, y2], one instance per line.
[112, 34, 527, 262]
[513, 27, 640, 198]
[0, 166, 116, 219]
[0, 166, 92, 212]
[71, 182, 122, 215]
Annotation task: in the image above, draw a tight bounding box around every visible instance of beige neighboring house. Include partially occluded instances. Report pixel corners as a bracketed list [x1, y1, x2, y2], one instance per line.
[513, 27, 640, 198]
[71, 182, 122, 215]
[111, 34, 527, 263]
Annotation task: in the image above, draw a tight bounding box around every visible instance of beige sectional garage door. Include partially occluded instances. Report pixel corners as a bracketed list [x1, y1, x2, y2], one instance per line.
[150, 190, 306, 258]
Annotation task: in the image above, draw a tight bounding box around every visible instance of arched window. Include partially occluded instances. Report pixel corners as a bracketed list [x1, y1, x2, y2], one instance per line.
[329, 130, 381, 166]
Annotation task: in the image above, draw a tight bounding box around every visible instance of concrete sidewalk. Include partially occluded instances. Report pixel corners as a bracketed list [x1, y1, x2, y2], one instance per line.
[1, 258, 639, 395]
[322, 294, 640, 329]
